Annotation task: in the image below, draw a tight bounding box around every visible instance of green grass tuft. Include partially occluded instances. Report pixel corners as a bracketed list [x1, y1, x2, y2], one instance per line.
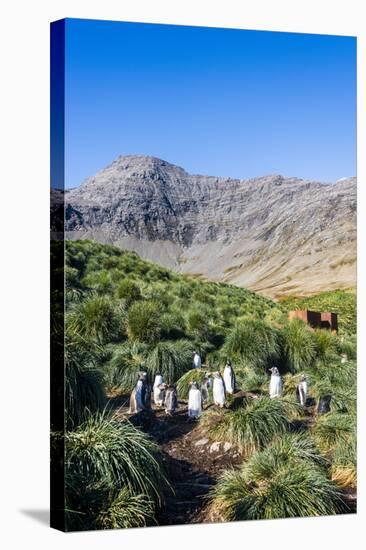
[205, 397, 292, 456]
[210, 433, 345, 521]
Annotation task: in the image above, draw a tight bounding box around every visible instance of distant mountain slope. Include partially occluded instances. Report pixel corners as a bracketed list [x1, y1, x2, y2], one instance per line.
[65, 155, 356, 298]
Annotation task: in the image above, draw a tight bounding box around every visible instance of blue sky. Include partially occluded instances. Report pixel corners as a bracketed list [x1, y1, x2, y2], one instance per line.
[63, 19, 356, 188]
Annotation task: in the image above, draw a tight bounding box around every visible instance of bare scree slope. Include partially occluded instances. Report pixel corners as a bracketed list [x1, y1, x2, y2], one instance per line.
[65, 155, 356, 298]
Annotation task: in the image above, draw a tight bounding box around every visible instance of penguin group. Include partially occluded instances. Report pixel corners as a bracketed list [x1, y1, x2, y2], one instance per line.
[128, 352, 313, 420]
[128, 352, 240, 419]
[129, 371, 178, 415]
[269, 366, 310, 406]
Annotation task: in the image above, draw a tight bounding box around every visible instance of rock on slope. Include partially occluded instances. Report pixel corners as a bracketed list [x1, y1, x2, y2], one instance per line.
[65, 155, 356, 298]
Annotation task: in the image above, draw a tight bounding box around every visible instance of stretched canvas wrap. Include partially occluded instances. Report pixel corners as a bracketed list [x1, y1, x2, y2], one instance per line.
[50, 18, 357, 532]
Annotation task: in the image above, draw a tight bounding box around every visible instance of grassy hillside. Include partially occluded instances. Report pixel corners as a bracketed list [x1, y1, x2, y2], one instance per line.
[66, 239, 286, 352]
[280, 289, 356, 335]
[58, 239, 356, 529]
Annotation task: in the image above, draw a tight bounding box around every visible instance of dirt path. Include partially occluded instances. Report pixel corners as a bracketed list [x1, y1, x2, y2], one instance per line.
[151, 407, 215, 525]
[110, 397, 242, 524]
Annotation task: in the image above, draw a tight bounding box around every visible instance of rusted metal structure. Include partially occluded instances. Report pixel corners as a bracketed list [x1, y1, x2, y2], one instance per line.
[320, 312, 338, 332]
[288, 310, 338, 332]
[288, 310, 321, 328]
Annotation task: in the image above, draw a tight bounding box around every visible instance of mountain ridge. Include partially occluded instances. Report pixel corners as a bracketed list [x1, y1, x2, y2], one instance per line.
[65, 155, 356, 298]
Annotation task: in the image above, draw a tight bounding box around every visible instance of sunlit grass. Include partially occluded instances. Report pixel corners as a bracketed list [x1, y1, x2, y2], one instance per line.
[205, 397, 293, 456]
[210, 433, 345, 521]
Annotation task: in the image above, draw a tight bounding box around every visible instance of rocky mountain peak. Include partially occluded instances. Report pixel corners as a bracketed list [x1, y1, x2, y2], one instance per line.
[65, 155, 356, 298]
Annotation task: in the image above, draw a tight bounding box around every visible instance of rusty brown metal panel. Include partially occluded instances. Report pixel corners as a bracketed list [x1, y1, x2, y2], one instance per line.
[307, 310, 322, 328]
[288, 310, 308, 322]
[321, 311, 338, 332]
[288, 309, 338, 330]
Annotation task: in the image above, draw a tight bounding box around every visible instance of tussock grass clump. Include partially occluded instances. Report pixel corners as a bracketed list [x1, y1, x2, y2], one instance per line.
[331, 435, 357, 488]
[105, 342, 148, 393]
[117, 279, 142, 305]
[312, 412, 355, 453]
[234, 367, 267, 393]
[283, 318, 316, 372]
[64, 412, 170, 530]
[82, 269, 115, 295]
[223, 318, 279, 370]
[207, 397, 291, 455]
[310, 360, 356, 414]
[65, 286, 86, 305]
[331, 467, 357, 490]
[68, 296, 123, 344]
[66, 412, 169, 503]
[159, 310, 186, 339]
[282, 372, 302, 396]
[127, 300, 162, 343]
[336, 335, 357, 360]
[66, 361, 106, 429]
[147, 340, 194, 383]
[264, 432, 328, 468]
[107, 340, 194, 391]
[95, 488, 155, 530]
[183, 305, 216, 343]
[65, 328, 106, 428]
[210, 433, 344, 521]
[312, 329, 337, 362]
[176, 368, 210, 400]
[319, 385, 355, 415]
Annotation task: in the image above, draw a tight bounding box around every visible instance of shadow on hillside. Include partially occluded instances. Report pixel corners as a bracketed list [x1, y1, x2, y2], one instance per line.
[149, 408, 199, 444]
[158, 453, 215, 526]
